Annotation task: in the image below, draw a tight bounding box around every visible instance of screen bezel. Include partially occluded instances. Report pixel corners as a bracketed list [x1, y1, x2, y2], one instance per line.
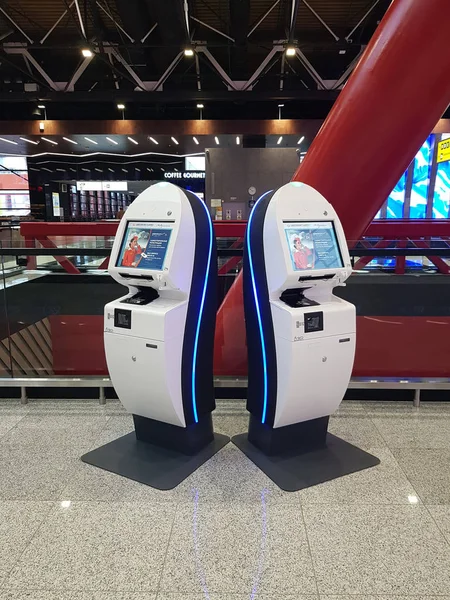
[115, 219, 176, 271]
[282, 219, 345, 272]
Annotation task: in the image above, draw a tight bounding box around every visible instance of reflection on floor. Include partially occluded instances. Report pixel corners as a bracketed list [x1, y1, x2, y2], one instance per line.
[0, 398, 450, 598]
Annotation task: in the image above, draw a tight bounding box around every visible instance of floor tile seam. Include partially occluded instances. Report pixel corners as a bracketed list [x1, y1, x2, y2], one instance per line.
[0, 413, 28, 441]
[383, 445, 427, 505]
[422, 505, 450, 548]
[0, 500, 57, 587]
[299, 504, 321, 596]
[155, 499, 182, 597]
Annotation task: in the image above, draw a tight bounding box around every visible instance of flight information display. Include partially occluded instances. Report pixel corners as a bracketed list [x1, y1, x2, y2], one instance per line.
[116, 221, 174, 270]
[283, 221, 344, 271]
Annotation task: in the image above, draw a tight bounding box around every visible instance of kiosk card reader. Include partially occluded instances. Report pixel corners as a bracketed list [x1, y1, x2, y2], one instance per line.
[82, 182, 229, 489]
[233, 182, 379, 490]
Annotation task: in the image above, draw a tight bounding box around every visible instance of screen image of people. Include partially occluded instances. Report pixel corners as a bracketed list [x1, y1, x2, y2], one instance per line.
[284, 221, 343, 271]
[116, 221, 173, 270]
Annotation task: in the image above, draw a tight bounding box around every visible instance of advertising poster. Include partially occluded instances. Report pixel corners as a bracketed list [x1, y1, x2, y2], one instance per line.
[116, 221, 173, 270]
[283, 221, 343, 271]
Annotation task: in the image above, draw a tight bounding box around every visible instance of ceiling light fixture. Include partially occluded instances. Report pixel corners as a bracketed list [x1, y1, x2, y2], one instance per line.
[63, 137, 78, 144]
[84, 137, 98, 144]
[297, 136, 305, 145]
[20, 137, 39, 145]
[42, 168, 52, 172]
[82, 48, 93, 57]
[286, 46, 296, 56]
[122, 168, 128, 172]
[171, 137, 179, 145]
[214, 136, 219, 145]
[38, 104, 46, 109]
[277, 136, 283, 145]
[106, 137, 118, 145]
[128, 137, 138, 144]
[184, 48, 194, 57]
[196, 103, 204, 109]
[149, 137, 158, 144]
[0, 137, 18, 145]
[108, 168, 114, 172]
[41, 137, 58, 145]
[117, 103, 125, 110]
[236, 136, 240, 145]
[193, 136, 199, 145]
[95, 168, 103, 172]
[339, 49, 347, 55]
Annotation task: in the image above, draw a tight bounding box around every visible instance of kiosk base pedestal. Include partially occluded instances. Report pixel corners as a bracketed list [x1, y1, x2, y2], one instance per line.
[81, 414, 229, 490]
[232, 416, 380, 492]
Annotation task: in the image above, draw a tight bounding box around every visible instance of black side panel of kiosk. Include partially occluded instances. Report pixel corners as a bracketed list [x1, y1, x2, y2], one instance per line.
[243, 191, 278, 427]
[181, 190, 218, 425]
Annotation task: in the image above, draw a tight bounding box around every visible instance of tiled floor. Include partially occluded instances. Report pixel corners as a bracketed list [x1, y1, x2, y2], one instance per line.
[1, 397, 450, 599]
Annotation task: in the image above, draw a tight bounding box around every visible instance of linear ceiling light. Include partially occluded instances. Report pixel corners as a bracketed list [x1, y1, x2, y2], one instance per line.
[19, 137, 39, 145]
[184, 48, 194, 57]
[0, 137, 18, 145]
[149, 137, 158, 144]
[297, 136, 305, 145]
[277, 136, 283, 145]
[286, 46, 296, 56]
[63, 137, 78, 144]
[41, 137, 58, 145]
[193, 137, 199, 145]
[236, 136, 240, 145]
[84, 137, 98, 144]
[171, 137, 179, 145]
[214, 136, 219, 145]
[106, 137, 118, 145]
[82, 48, 93, 57]
[128, 137, 138, 144]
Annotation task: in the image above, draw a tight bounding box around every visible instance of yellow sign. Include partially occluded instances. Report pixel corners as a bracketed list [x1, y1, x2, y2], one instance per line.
[437, 139, 450, 163]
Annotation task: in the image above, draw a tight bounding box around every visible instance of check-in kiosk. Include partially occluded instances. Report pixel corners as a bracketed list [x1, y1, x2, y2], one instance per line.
[233, 182, 379, 490]
[82, 182, 228, 489]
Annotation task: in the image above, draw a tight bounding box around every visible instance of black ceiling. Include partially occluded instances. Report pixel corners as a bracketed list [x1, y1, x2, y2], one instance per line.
[0, 0, 392, 120]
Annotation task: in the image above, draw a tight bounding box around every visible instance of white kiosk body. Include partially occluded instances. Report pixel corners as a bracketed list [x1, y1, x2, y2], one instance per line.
[243, 181, 355, 454]
[104, 182, 217, 453]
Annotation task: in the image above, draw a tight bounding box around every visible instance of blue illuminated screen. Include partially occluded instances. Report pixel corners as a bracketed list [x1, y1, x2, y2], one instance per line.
[283, 221, 343, 271]
[116, 220, 174, 270]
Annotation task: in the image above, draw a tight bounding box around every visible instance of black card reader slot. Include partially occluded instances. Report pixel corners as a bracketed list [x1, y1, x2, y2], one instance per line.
[280, 288, 319, 308]
[121, 287, 159, 306]
[298, 273, 335, 282]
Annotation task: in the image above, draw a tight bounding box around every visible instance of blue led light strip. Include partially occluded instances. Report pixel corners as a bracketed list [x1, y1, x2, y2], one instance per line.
[246, 191, 272, 424]
[191, 197, 214, 423]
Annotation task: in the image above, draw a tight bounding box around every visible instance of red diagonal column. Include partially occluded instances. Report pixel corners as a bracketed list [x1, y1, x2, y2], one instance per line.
[292, 0, 450, 241]
[214, 0, 450, 376]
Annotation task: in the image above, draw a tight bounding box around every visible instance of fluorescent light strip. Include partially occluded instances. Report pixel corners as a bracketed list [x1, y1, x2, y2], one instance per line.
[41, 137, 58, 145]
[19, 137, 39, 145]
[56, 168, 66, 171]
[42, 168, 52, 172]
[0, 137, 18, 145]
[63, 137, 78, 144]
[214, 137, 219, 145]
[193, 137, 199, 145]
[236, 136, 240, 144]
[171, 137, 179, 145]
[128, 137, 138, 144]
[277, 136, 283, 145]
[108, 168, 114, 172]
[106, 137, 118, 145]
[95, 168, 103, 172]
[84, 137, 98, 144]
[191, 198, 214, 423]
[297, 136, 305, 145]
[246, 191, 272, 424]
[122, 168, 128, 172]
[149, 137, 158, 144]
[81, 168, 90, 171]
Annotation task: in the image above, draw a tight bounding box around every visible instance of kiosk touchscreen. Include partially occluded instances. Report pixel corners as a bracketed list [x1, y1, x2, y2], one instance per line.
[234, 181, 379, 490]
[82, 182, 228, 489]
